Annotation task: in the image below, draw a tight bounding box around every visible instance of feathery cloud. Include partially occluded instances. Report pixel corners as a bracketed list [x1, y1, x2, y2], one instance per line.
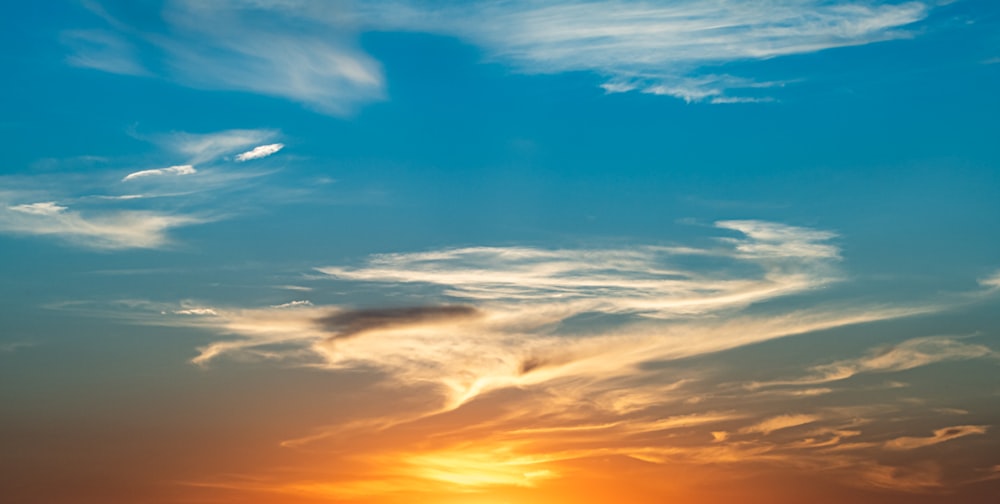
[884, 425, 989, 451]
[235, 143, 285, 162]
[68, 1, 936, 110]
[361, 0, 931, 103]
[8, 201, 68, 216]
[0, 201, 203, 250]
[747, 336, 995, 390]
[122, 164, 196, 182]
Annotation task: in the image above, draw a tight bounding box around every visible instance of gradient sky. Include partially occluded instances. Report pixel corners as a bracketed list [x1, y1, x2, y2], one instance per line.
[2, 1, 1000, 503]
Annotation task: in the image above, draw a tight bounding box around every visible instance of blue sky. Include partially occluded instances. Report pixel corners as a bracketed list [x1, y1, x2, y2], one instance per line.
[2, 2, 1000, 503]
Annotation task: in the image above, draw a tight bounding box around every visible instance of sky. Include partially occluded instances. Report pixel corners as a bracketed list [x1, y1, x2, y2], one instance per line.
[1, 1, 999, 503]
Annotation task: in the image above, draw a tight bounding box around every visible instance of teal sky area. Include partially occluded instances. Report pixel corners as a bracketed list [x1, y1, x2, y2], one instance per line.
[2, 2, 1000, 503]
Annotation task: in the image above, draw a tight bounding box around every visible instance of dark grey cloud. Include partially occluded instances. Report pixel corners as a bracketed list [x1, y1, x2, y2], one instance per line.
[316, 305, 480, 340]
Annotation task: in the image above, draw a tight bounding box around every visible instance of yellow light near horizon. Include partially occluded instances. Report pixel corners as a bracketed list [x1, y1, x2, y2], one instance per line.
[403, 446, 558, 490]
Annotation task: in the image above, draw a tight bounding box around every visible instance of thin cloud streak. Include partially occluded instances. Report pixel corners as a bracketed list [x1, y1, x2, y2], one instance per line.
[122, 164, 196, 182]
[0, 202, 204, 250]
[235, 143, 285, 162]
[746, 336, 996, 390]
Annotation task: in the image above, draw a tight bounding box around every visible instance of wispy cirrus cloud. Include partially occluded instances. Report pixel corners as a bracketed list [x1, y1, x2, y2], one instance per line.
[68, 1, 937, 111]
[884, 425, 989, 450]
[0, 127, 292, 250]
[153, 221, 924, 412]
[746, 336, 996, 390]
[235, 143, 285, 162]
[69, 1, 384, 115]
[356, 0, 931, 103]
[147, 129, 280, 165]
[61, 28, 149, 76]
[122, 164, 196, 182]
[0, 200, 203, 250]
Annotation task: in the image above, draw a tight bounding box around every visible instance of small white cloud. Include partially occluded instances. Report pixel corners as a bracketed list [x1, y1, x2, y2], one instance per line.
[271, 300, 313, 309]
[276, 285, 314, 292]
[979, 270, 1000, 290]
[174, 308, 218, 316]
[8, 201, 68, 216]
[235, 143, 285, 162]
[122, 164, 196, 182]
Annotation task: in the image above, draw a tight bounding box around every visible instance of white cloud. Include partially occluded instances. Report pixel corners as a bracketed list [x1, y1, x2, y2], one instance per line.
[236, 143, 285, 162]
[0, 127, 291, 250]
[317, 220, 840, 315]
[270, 300, 313, 309]
[0, 203, 204, 250]
[979, 270, 1000, 290]
[151, 129, 279, 165]
[157, 221, 935, 415]
[361, 0, 932, 103]
[122, 164, 196, 182]
[69, 1, 935, 110]
[174, 307, 219, 316]
[8, 201, 68, 216]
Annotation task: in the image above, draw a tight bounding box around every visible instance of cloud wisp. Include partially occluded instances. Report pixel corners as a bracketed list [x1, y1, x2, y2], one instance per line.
[1, 199, 203, 250]
[122, 164, 196, 182]
[68, 1, 937, 110]
[746, 336, 996, 390]
[235, 143, 285, 162]
[366, 0, 931, 102]
[0, 128, 290, 250]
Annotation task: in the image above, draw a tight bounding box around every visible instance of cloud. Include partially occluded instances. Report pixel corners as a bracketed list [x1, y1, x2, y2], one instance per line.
[174, 308, 219, 316]
[69, 1, 935, 111]
[70, 2, 384, 115]
[235, 143, 284, 162]
[0, 202, 204, 250]
[150, 129, 279, 165]
[122, 164, 196, 182]
[318, 220, 840, 316]
[271, 300, 313, 309]
[884, 425, 989, 450]
[316, 305, 481, 340]
[979, 270, 1000, 290]
[0, 128, 296, 250]
[160, 221, 932, 414]
[747, 336, 995, 390]
[61, 29, 149, 76]
[739, 414, 820, 435]
[8, 201, 68, 216]
[362, 0, 932, 103]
